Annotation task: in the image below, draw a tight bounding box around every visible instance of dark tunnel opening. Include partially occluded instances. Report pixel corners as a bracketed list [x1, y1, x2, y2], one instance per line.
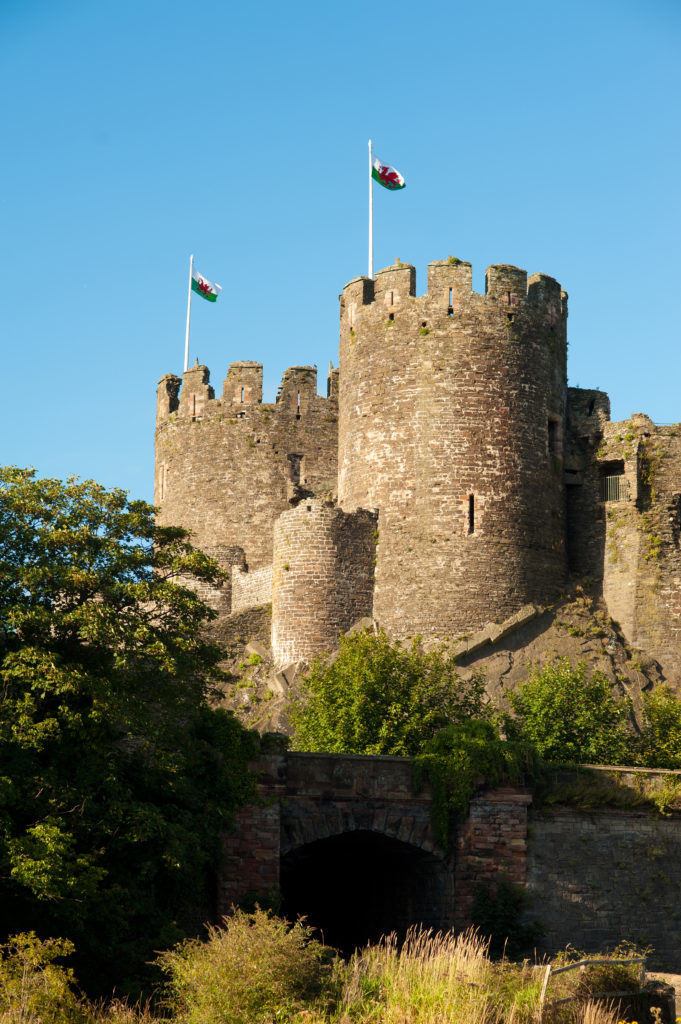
[280, 830, 452, 954]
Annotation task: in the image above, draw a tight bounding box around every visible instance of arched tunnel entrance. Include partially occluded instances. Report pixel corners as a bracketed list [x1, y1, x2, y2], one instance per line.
[280, 830, 453, 953]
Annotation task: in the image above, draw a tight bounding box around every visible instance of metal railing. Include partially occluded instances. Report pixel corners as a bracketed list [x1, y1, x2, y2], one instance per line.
[538, 957, 646, 1020]
[600, 474, 630, 502]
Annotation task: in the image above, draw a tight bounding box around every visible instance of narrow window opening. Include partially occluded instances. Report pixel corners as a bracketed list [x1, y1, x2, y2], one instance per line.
[192, 394, 196, 419]
[388, 312, 395, 321]
[296, 390, 301, 420]
[240, 387, 245, 403]
[587, 399, 595, 416]
[507, 313, 514, 324]
[506, 291, 512, 305]
[388, 290, 394, 305]
[421, 321, 427, 328]
[548, 419, 557, 454]
[448, 287, 453, 305]
[447, 307, 454, 316]
[468, 494, 475, 534]
[159, 465, 166, 501]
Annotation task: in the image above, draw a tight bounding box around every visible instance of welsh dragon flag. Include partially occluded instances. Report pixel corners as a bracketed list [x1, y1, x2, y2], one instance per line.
[191, 267, 222, 302]
[372, 155, 405, 190]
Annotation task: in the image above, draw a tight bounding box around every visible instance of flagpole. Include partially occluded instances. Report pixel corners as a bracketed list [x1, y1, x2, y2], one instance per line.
[183, 254, 194, 372]
[368, 140, 374, 280]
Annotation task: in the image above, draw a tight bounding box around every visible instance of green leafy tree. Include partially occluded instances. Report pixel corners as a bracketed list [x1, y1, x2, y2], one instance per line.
[0, 468, 257, 995]
[506, 659, 634, 765]
[637, 686, 681, 768]
[290, 629, 490, 756]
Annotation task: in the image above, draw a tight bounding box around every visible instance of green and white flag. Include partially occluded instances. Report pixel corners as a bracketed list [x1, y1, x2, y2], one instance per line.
[371, 155, 405, 190]
[191, 268, 222, 302]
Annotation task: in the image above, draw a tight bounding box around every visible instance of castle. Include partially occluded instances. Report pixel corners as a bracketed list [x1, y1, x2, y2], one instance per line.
[155, 257, 681, 687]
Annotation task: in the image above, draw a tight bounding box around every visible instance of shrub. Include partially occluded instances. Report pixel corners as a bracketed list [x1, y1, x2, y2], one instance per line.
[0, 932, 84, 1024]
[290, 629, 490, 756]
[506, 660, 634, 765]
[637, 686, 681, 768]
[156, 908, 332, 1024]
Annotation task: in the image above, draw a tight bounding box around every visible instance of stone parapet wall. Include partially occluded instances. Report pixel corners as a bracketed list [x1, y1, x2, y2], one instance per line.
[231, 564, 273, 614]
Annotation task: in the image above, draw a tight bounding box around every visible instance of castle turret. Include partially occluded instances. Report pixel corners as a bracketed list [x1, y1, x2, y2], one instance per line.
[271, 500, 377, 666]
[338, 258, 569, 639]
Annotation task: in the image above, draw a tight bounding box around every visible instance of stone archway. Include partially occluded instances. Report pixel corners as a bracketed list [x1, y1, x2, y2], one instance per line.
[280, 829, 454, 953]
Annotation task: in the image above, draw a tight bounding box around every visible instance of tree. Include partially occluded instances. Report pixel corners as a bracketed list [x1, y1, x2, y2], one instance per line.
[505, 659, 634, 765]
[0, 468, 257, 995]
[290, 628, 490, 756]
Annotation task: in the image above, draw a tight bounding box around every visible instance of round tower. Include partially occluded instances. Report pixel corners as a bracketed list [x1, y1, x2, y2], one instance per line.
[271, 500, 377, 666]
[338, 257, 569, 639]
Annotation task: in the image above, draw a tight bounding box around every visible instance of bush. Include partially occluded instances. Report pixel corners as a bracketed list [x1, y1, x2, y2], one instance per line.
[0, 932, 84, 1024]
[290, 629, 490, 756]
[637, 686, 681, 768]
[506, 660, 634, 765]
[156, 908, 333, 1024]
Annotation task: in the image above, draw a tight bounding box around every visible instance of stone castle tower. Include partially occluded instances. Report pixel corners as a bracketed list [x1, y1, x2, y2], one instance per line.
[155, 257, 681, 686]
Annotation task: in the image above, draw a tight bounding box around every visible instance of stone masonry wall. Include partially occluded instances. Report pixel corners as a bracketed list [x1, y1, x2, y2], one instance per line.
[527, 798, 681, 969]
[338, 258, 568, 640]
[271, 500, 377, 665]
[231, 564, 273, 614]
[218, 753, 528, 934]
[219, 754, 681, 971]
[155, 361, 338, 575]
[595, 418, 681, 685]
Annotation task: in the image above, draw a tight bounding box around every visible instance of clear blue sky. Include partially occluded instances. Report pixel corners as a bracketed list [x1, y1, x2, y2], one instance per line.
[2, 0, 679, 503]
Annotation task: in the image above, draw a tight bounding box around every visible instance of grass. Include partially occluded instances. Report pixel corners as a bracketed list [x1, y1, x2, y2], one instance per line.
[0, 919, 656, 1024]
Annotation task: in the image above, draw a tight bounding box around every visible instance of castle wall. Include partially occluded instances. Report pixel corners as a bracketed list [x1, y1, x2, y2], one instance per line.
[527, 802, 681, 968]
[338, 259, 568, 639]
[155, 361, 338, 576]
[595, 418, 681, 684]
[271, 500, 377, 666]
[231, 564, 273, 614]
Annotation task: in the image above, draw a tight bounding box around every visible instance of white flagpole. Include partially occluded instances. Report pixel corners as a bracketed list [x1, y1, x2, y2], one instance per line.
[368, 140, 374, 280]
[183, 254, 194, 372]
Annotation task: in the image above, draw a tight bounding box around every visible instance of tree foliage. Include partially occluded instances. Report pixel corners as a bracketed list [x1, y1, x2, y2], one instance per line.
[637, 686, 681, 768]
[505, 659, 634, 765]
[0, 468, 257, 995]
[290, 629, 490, 756]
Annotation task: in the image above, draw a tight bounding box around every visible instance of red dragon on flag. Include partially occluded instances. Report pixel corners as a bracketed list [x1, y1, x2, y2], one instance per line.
[372, 155, 405, 190]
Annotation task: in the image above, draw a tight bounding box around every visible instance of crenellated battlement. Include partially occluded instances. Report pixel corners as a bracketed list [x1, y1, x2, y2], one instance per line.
[340, 258, 567, 323]
[156, 361, 336, 425]
[155, 358, 339, 573]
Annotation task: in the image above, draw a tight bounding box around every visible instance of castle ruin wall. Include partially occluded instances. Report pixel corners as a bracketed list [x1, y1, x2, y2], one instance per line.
[231, 563, 273, 614]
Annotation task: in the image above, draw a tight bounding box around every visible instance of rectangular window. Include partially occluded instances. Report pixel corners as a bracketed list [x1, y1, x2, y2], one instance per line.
[468, 494, 475, 534]
[599, 461, 629, 502]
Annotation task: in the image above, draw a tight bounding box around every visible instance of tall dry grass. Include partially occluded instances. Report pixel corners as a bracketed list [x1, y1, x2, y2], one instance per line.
[297, 926, 543, 1024]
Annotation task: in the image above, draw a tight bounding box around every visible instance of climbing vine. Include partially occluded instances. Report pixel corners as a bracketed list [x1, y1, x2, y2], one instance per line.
[413, 721, 542, 849]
